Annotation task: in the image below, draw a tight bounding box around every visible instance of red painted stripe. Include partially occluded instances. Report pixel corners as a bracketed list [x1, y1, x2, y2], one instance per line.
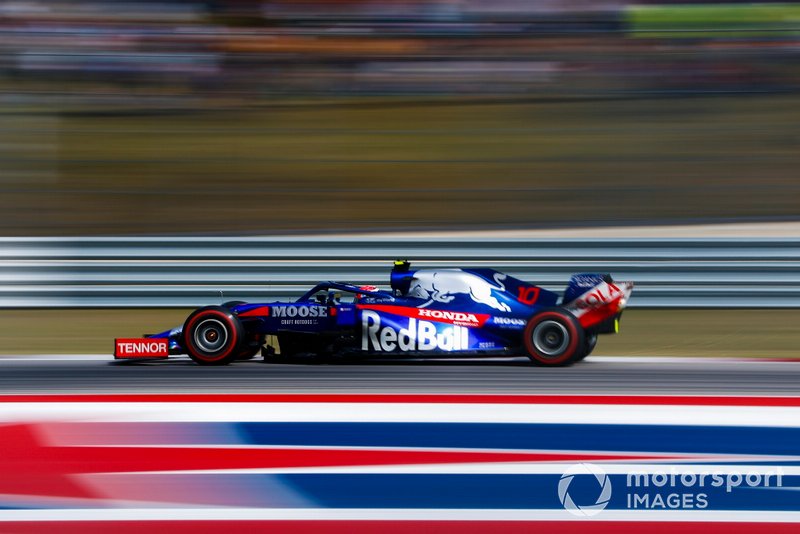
[1, 422, 679, 500]
[2, 521, 800, 534]
[0, 394, 799, 406]
[1, 421, 691, 501]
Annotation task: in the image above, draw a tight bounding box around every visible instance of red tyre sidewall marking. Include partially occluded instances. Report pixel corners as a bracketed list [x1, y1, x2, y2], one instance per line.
[184, 310, 239, 363]
[524, 311, 580, 365]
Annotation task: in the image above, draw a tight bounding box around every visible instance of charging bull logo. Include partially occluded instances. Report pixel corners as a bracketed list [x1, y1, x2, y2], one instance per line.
[408, 270, 512, 312]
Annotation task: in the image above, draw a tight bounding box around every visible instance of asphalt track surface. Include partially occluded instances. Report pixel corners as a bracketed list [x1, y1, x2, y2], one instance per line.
[0, 355, 799, 395]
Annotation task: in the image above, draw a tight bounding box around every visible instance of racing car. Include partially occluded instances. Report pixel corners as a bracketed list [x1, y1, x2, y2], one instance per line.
[114, 261, 633, 366]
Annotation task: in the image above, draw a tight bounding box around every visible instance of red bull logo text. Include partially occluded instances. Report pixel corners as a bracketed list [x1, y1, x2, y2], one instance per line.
[362, 310, 470, 352]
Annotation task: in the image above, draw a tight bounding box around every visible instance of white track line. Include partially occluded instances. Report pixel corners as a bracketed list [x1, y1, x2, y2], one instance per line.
[2, 401, 800, 427]
[0, 355, 114, 361]
[130, 462, 800, 476]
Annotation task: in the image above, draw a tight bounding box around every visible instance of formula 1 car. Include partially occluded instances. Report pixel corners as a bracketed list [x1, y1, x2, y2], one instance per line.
[114, 261, 633, 366]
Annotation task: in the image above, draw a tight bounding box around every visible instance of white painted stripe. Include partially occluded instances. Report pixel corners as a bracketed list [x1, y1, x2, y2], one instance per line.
[128, 462, 800, 476]
[1, 508, 800, 522]
[583, 356, 765, 364]
[2, 402, 800, 427]
[60, 443, 698, 456]
[0, 355, 113, 361]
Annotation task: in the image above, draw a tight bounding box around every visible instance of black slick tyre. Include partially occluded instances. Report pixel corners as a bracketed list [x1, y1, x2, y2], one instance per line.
[219, 301, 261, 359]
[523, 308, 584, 366]
[183, 306, 244, 365]
[236, 338, 264, 360]
[574, 333, 597, 362]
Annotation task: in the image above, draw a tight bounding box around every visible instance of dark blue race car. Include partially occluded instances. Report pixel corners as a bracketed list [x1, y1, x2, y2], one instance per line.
[114, 261, 633, 367]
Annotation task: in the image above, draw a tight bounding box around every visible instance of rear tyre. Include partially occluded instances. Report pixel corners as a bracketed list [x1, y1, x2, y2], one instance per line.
[574, 333, 597, 362]
[523, 308, 584, 366]
[183, 306, 244, 365]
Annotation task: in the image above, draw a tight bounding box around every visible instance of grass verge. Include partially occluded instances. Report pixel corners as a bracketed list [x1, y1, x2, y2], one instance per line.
[2, 94, 799, 234]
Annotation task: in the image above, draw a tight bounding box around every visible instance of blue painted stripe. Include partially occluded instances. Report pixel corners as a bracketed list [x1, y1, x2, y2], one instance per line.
[4, 472, 799, 511]
[277, 472, 800, 511]
[235, 423, 800, 456]
[74, 472, 794, 511]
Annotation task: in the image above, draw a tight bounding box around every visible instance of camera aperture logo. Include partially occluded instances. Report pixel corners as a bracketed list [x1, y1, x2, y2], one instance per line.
[558, 463, 612, 517]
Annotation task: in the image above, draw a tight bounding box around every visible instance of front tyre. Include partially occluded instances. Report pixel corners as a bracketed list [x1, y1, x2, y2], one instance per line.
[220, 301, 262, 360]
[236, 337, 265, 360]
[523, 308, 584, 366]
[183, 306, 244, 365]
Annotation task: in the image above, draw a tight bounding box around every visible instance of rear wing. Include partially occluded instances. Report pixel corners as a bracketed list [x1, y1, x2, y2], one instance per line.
[562, 273, 634, 330]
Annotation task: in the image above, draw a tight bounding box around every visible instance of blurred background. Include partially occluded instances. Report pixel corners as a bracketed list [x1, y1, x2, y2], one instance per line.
[0, 0, 797, 236]
[1, 5, 799, 526]
[1, 0, 799, 356]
